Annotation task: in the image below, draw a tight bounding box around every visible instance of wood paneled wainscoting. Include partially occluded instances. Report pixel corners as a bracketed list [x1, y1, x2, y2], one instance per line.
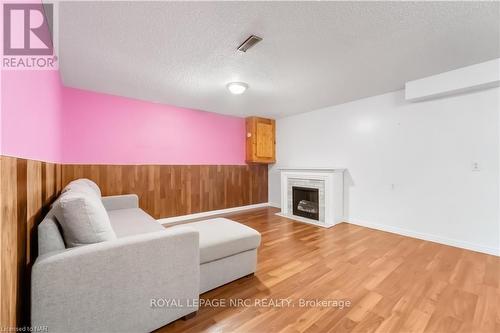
[61, 164, 268, 219]
[0, 156, 62, 328]
[0, 157, 268, 328]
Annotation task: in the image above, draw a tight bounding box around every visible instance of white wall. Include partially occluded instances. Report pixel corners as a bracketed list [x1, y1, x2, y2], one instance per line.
[269, 87, 500, 255]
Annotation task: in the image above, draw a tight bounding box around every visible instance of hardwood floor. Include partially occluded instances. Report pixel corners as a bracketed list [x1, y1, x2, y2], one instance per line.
[157, 207, 500, 333]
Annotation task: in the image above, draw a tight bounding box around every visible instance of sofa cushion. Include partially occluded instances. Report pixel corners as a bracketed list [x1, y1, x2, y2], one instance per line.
[54, 190, 116, 247]
[38, 209, 66, 255]
[171, 218, 261, 264]
[107, 208, 164, 238]
[63, 178, 101, 198]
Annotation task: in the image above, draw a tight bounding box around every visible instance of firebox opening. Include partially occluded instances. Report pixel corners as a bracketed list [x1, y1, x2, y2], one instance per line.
[292, 186, 319, 221]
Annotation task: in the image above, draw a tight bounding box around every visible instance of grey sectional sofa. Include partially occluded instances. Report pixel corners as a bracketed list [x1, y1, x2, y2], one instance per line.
[32, 186, 261, 333]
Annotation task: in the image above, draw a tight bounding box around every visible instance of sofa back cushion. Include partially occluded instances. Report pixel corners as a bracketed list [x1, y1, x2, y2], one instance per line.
[107, 208, 164, 238]
[63, 178, 101, 197]
[54, 190, 116, 247]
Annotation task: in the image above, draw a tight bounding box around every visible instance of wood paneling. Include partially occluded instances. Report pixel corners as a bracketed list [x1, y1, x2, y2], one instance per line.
[61, 164, 268, 219]
[158, 207, 500, 333]
[1, 157, 267, 328]
[0, 156, 62, 328]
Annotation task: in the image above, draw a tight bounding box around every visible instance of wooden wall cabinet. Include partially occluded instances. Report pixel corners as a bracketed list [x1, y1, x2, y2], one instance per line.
[246, 117, 276, 164]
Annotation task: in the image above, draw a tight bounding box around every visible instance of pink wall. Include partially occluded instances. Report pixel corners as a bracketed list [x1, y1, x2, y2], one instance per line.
[1, 0, 245, 165]
[61, 87, 245, 165]
[1, 69, 246, 165]
[1, 70, 62, 162]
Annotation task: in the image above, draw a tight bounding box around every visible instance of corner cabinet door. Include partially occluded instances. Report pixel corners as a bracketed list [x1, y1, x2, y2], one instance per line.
[246, 117, 276, 164]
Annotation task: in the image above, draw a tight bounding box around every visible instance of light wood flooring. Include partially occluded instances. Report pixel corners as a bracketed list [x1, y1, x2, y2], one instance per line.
[157, 207, 500, 333]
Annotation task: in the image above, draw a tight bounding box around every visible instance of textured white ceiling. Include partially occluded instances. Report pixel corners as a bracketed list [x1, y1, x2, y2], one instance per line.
[57, 1, 500, 118]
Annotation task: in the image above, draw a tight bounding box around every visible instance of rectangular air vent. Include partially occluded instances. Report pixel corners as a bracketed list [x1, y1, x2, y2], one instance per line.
[237, 35, 262, 52]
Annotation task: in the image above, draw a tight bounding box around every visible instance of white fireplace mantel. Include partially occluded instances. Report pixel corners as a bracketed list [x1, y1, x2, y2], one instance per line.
[278, 168, 345, 228]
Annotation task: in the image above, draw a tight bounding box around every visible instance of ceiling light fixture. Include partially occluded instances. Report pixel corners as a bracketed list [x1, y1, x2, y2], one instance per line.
[227, 82, 248, 95]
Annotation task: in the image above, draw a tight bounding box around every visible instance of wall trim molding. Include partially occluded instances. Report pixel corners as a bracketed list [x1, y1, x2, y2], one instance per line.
[0, 153, 252, 166]
[346, 218, 499, 257]
[0, 153, 61, 165]
[158, 203, 271, 225]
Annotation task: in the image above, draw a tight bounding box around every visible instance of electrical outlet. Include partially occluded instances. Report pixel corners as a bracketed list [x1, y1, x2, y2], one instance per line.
[471, 162, 480, 172]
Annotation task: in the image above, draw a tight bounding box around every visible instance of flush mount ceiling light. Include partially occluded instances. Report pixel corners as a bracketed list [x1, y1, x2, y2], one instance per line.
[227, 82, 248, 95]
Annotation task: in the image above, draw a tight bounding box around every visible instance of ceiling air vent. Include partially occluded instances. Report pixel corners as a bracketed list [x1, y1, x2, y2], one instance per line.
[237, 35, 262, 52]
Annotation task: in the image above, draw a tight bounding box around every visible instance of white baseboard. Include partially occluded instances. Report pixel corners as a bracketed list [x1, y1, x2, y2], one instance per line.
[268, 202, 281, 208]
[158, 203, 270, 225]
[346, 218, 499, 257]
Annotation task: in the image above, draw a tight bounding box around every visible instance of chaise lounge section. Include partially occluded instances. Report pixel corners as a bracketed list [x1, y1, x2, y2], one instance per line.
[170, 218, 261, 293]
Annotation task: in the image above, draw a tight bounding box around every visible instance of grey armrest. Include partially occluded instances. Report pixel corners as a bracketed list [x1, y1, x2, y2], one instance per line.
[101, 194, 139, 210]
[32, 228, 200, 333]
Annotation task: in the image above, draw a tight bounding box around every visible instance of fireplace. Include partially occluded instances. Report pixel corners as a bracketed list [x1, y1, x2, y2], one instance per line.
[279, 168, 344, 228]
[292, 186, 319, 220]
